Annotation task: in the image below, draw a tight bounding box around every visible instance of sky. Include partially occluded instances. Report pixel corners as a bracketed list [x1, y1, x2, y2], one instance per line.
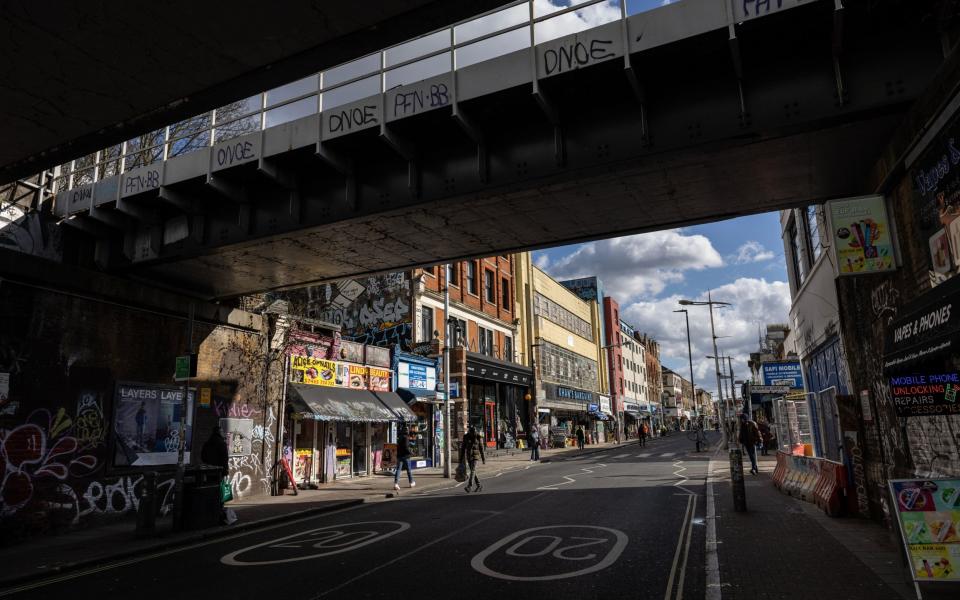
[533, 212, 791, 398]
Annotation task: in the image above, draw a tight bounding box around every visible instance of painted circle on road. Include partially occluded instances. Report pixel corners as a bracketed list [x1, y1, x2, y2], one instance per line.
[221, 521, 410, 566]
[471, 525, 627, 581]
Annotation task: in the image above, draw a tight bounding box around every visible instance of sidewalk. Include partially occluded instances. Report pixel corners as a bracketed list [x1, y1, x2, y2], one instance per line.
[0, 437, 641, 589]
[708, 451, 950, 600]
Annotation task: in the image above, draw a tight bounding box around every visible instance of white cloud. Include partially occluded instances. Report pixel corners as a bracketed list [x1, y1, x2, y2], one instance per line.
[621, 278, 791, 397]
[540, 229, 724, 300]
[732, 241, 775, 264]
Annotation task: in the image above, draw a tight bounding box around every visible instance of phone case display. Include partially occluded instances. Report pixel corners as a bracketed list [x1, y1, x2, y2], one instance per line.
[890, 479, 960, 582]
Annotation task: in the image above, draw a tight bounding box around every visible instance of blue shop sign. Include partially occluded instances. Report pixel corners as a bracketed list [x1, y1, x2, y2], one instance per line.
[760, 361, 804, 389]
[557, 387, 593, 402]
[588, 403, 599, 412]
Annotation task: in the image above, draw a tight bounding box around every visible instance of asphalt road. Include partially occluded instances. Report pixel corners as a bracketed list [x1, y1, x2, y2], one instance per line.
[5, 432, 716, 600]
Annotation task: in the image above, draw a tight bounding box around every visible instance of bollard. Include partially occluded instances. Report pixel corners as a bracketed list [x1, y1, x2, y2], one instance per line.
[136, 470, 158, 537]
[729, 447, 747, 511]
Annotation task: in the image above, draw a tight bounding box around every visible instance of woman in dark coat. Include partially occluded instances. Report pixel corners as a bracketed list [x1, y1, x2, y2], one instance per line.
[393, 424, 416, 490]
[459, 426, 486, 492]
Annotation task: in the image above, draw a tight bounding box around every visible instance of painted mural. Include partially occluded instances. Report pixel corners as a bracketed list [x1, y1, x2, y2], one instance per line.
[305, 273, 412, 346]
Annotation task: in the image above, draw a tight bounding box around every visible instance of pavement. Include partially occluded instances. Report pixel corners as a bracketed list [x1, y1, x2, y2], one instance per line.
[1, 432, 932, 599]
[0, 435, 654, 589]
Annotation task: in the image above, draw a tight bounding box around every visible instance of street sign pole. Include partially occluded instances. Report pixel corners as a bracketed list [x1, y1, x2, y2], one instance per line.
[172, 302, 195, 531]
[443, 270, 452, 479]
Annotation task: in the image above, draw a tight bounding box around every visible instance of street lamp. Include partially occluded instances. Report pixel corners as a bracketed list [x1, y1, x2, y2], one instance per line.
[600, 340, 626, 444]
[680, 292, 746, 512]
[672, 309, 696, 423]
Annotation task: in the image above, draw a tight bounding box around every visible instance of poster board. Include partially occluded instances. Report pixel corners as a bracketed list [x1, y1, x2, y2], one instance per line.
[828, 195, 896, 275]
[889, 478, 960, 582]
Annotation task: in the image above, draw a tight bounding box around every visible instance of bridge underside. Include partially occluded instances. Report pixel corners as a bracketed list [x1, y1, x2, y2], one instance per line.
[48, 1, 946, 299]
[0, 0, 510, 183]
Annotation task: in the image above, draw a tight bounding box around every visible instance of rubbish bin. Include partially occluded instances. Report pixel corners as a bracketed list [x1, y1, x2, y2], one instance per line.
[181, 466, 222, 530]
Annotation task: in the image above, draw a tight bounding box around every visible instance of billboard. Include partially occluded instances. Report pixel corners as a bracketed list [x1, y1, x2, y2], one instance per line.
[828, 195, 896, 275]
[760, 361, 804, 389]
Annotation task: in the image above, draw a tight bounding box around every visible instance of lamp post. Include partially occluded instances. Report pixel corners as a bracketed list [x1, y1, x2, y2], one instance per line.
[680, 292, 746, 512]
[443, 269, 451, 479]
[600, 341, 625, 444]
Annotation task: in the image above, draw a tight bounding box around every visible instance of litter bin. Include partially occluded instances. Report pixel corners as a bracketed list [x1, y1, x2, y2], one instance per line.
[181, 465, 222, 530]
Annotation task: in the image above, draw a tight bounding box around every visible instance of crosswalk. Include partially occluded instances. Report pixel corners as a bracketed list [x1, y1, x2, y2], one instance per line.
[605, 451, 677, 459]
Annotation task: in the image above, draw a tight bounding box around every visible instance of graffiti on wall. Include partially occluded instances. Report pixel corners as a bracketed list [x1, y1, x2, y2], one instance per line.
[306, 273, 411, 345]
[0, 204, 62, 261]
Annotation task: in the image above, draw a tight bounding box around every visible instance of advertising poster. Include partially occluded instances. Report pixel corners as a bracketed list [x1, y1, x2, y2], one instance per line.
[398, 362, 436, 391]
[369, 367, 391, 392]
[290, 355, 338, 386]
[347, 365, 368, 389]
[113, 383, 194, 467]
[829, 195, 896, 275]
[890, 479, 960, 582]
[382, 443, 397, 470]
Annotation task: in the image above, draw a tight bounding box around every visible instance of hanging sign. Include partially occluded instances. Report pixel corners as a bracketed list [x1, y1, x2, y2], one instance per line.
[829, 195, 896, 275]
[290, 356, 338, 386]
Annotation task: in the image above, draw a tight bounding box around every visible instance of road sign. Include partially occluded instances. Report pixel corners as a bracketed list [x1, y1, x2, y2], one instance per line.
[174, 354, 197, 381]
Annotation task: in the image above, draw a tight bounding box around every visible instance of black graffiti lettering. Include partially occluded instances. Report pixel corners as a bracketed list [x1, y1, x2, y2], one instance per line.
[742, 0, 782, 16]
[429, 84, 449, 108]
[329, 105, 379, 133]
[123, 169, 161, 195]
[590, 39, 615, 61]
[394, 90, 424, 117]
[71, 187, 92, 206]
[216, 140, 255, 167]
[543, 39, 615, 75]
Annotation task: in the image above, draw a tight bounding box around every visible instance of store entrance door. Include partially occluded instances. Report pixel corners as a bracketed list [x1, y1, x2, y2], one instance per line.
[484, 401, 496, 448]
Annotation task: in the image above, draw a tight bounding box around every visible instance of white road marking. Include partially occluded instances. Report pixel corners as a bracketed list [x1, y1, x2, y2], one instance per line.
[705, 446, 723, 600]
[222, 521, 410, 566]
[636, 453, 652, 458]
[612, 453, 631, 459]
[471, 525, 628, 581]
[664, 494, 696, 600]
[661, 452, 676, 457]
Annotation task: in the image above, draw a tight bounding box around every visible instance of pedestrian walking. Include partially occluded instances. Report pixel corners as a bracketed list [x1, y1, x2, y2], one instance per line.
[460, 425, 486, 492]
[638, 422, 647, 447]
[200, 426, 230, 521]
[528, 426, 540, 462]
[758, 418, 772, 456]
[695, 425, 706, 452]
[575, 425, 585, 451]
[393, 424, 416, 491]
[738, 413, 762, 475]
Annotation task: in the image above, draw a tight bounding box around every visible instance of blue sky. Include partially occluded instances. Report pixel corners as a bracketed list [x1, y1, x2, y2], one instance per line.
[533, 212, 791, 396]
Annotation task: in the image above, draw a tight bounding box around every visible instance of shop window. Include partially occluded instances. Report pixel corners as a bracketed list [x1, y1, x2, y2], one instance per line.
[484, 269, 495, 303]
[466, 261, 477, 294]
[420, 307, 434, 343]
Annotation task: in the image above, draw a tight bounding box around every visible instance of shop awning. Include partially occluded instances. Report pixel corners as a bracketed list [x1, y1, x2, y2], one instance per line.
[287, 383, 395, 422]
[624, 410, 641, 418]
[373, 392, 418, 422]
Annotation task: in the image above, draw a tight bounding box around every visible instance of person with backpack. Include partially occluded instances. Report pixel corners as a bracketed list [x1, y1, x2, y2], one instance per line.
[738, 413, 762, 475]
[393, 424, 416, 491]
[459, 425, 486, 492]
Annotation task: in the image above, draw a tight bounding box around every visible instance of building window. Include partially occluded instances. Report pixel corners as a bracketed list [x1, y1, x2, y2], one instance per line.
[533, 293, 594, 341]
[478, 327, 494, 357]
[466, 262, 477, 295]
[484, 269, 495, 303]
[788, 218, 807, 289]
[447, 263, 459, 286]
[806, 205, 822, 262]
[448, 317, 467, 347]
[501, 277, 510, 310]
[419, 307, 434, 343]
[504, 335, 513, 361]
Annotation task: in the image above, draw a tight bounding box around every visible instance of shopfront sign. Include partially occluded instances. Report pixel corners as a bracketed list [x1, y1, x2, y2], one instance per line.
[367, 367, 390, 392]
[599, 395, 611, 414]
[884, 275, 960, 371]
[290, 356, 338, 386]
[466, 355, 532, 386]
[750, 385, 792, 395]
[557, 387, 593, 402]
[889, 479, 960, 582]
[828, 195, 896, 275]
[347, 365, 368, 389]
[398, 361, 436, 391]
[760, 362, 803, 389]
[889, 372, 960, 417]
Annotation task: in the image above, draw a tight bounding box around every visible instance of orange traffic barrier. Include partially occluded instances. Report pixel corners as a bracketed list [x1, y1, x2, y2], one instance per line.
[773, 452, 788, 489]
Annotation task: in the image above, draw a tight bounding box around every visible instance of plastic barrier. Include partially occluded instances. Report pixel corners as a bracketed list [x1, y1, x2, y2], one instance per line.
[773, 452, 788, 489]
[813, 459, 847, 517]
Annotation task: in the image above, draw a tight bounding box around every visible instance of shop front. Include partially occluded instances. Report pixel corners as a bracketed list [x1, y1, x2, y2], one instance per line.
[285, 349, 415, 484]
[624, 401, 642, 438]
[541, 383, 599, 447]
[394, 351, 443, 469]
[466, 353, 533, 449]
